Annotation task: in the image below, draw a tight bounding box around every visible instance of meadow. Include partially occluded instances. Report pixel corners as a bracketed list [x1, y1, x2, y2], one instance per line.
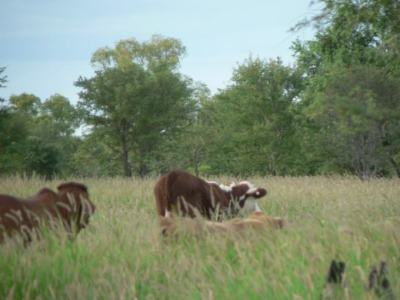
[0, 176, 399, 300]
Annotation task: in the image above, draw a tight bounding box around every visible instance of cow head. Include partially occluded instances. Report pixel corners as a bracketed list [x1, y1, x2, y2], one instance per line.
[228, 181, 267, 216]
[57, 182, 96, 234]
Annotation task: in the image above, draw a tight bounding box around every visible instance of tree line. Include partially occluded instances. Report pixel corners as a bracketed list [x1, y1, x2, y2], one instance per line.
[1, 0, 399, 179]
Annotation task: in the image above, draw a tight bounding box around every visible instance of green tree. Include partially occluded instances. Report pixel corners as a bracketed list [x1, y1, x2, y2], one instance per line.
[34, 94, 81, 177]
[0, 66, 6, 89]
[40, 94, 80, 136]
[1, 93, 81, 178]
[0, 106, 29, 174]
[72, 129, 125, 177]
[292, 0, 400, 177]
[204, 57, 303, 175]
[23, 136, 59, 179]
[154, 82, 211, 176]
[0, 94, 39, 175]
[76, 36, 195, 177]
[292, 0, 400, 74]
[304, 64, 400, 178]
[9, 93, 41, 116]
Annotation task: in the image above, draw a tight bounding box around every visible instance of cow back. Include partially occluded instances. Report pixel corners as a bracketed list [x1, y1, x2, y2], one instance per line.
[0, 194, 34, 243]
[154, 170, 231, 219]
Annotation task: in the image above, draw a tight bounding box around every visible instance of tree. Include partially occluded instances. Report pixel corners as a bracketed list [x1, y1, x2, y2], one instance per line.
[1, 93, 81, 178]
[76, 36, 195, 177]
[72, 130, 122, 177]
[292, 0, 400, 177]
[154, 82, 212, 176]
[23, 136, 59, 179]
[40, 94, 80, 136]
[33, 94, 81, 177]
[0, 106, 29, 174]
[304, 64, 400, 178]
[9, 93, 41, 116]
[0, 66, 6, 89]
[204, 57, 303, 175]
[0, 94, 39, 175]
[292, 0, 400, 74]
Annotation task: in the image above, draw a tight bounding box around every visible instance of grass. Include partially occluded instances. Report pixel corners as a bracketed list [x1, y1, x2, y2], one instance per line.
[0, 176, 399, 299]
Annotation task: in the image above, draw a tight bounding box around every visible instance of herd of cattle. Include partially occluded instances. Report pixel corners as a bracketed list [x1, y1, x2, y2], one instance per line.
[0, 170, 394, 297]
[155, 170, 285, 236]
[0, 169, 284, 243]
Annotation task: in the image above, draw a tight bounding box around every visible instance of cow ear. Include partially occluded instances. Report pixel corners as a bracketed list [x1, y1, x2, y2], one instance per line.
[246, 188, 267, 198]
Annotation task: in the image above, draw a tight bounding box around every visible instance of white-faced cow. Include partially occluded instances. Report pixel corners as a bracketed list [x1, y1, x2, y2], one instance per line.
[154, 170, 267, 220]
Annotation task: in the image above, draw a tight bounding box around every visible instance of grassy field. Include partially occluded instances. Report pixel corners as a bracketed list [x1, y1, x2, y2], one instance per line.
[0, 176, 399, 300]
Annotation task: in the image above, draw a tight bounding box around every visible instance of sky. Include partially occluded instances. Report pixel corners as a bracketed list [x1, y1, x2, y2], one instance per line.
[0, 0, 318, 104]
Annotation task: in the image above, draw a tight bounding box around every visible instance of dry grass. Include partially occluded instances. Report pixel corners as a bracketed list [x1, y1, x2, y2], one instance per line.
[0, 176, 399, 299]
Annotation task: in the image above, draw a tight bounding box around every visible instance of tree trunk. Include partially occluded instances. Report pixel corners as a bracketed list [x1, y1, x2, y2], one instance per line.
[138, 144, 151, 178]
[121, 130, 132, 177]
[139, 162, 148, 178]
[192, 148, 200, 177]
[194, 162, 199, 177]
[389, 157, 400, 178]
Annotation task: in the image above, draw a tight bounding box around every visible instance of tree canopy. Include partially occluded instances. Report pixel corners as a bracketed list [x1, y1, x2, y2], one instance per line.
[76, 36, 195, 177]
[0, 67, 7, 89]
[2, 0, 400, 178]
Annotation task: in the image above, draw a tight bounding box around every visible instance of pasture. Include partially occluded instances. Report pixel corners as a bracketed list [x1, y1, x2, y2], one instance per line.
[0, 176, 399, 299]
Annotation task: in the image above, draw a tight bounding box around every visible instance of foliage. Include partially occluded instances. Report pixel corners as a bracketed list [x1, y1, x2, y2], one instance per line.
[0, 66, 6, 89]
[291, 0, 400, 178]
[9, 93, 41, 115]
[2, 1, 400, 178]
[76, 36, 195, 177]
[202, 58, 303, 176]
[303, 64, 400, 178]
[292, 0, 400, 74]
[0, 106, 29, 174]
[0, 93, 81, 178]
[152, 82, 212, 175]
[71, 131, 123, 177]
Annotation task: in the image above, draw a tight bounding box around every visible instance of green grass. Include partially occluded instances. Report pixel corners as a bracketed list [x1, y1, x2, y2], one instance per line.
[0, 176, 399, 299]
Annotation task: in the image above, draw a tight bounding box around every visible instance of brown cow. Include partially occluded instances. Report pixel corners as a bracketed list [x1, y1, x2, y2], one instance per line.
[228, 211, 287, 231]
[154, 170, 267, 219]
[160, 211, 286, 237]
[0, 182, 95, 244]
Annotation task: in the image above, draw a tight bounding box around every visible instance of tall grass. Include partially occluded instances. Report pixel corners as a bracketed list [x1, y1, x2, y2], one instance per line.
[0, 176, 399, 299]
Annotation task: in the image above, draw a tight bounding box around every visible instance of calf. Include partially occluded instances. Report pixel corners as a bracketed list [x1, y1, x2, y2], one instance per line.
[154, 170, 267, 219]
[0, 182, 95, 244]
[160, 211, 286, 237]
[228, 211, 286, 230]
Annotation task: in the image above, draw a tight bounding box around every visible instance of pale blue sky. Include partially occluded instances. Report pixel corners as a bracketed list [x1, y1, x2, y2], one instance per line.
[0, 0, 318, 104]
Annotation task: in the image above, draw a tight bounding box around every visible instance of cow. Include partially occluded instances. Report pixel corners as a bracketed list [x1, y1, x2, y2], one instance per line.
[0, 182, 95, 244]
[154, 170, 267, 220]
[228, 211, 286, 230]
[159, 211, 286, 237]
